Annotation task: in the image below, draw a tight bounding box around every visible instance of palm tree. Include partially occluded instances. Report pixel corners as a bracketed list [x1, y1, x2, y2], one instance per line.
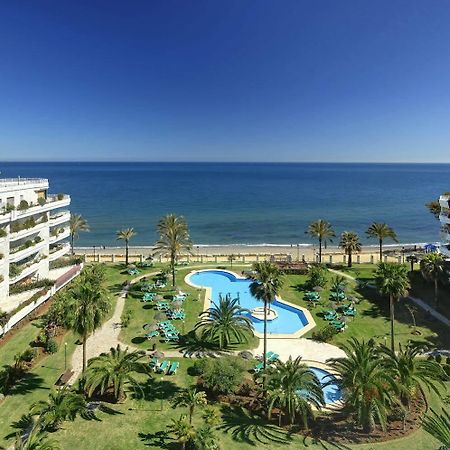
[378, 344, 444, 408]
[266, 356, 324, 428]
[153, 214, 192, 287]
[249, 261, 284, 377]
[195, 294, 253, 350]
[173, 387, 207, 424]
[339, 231, 361, 267]
[375, 262, 410, 352]
[69, 214, 89, 255]
[168, 414, 195, 450]
[65, 267, 111, 372]
[193, 425, 219, 450]
[420, 252, 446, 309]
[30, 388, 87, 432]
[422, 408, 450, 449]
[116, 228, 136, 266]
[327, 338, 398, 433]
[84, 345, 151, 402]
[14, 426, 60, 450]
[306, 219, 335, 263]
[366, 222, 398, 262]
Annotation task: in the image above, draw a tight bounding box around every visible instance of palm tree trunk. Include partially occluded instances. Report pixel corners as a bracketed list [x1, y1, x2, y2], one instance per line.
[82, 332, 87, 372]
[263, 298, 268, 391]
[318, 238, 322, 263]
[390, 295, 395, 352]
[348, 251, 352, 268]
[189, 406, 193, 424]
[434, 277, 438, 309]
[171, 252, 176, 287]
[379, 238, 383, 262]
[71, 234, 75, 255]
[278, 411, 282, 427]
[125, 241, 129, 266]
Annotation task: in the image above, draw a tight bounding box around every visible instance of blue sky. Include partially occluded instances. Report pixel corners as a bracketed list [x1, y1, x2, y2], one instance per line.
[1, 1, 450, 162]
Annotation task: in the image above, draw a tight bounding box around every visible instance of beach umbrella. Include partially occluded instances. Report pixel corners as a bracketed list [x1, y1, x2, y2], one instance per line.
[154, 312, 166, 321]
[152, 351, 165, 359]
[155, 294, 164, 302]
[172, 301, 183, 309]
[313, 286, 324, 292]
[142, 323, 150, 330]
[144, 323, 159, 332]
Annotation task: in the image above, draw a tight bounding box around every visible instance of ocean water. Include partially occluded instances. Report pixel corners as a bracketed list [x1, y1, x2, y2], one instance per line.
[0, 162, 447, 246]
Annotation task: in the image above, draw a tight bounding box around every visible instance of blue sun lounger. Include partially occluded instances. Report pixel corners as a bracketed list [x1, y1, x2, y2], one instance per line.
[158, 360, 170, 373]
[168, 361, 179, 375]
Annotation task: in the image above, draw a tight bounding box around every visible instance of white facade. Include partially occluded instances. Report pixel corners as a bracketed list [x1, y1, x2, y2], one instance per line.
[0, 178, 71, 313]
[439, 194, 450, 258]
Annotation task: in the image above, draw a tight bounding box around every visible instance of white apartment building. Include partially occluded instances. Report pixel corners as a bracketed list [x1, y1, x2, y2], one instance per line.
[439, 193, 450, 258]
[0, 178, 72, 317]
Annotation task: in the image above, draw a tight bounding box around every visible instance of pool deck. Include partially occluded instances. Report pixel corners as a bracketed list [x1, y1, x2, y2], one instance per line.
[185, 268, 316, 339]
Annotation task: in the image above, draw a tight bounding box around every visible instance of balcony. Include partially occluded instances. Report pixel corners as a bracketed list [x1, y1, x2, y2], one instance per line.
[49, 211, 70, 227]
[0, 178, 48, 192]
[49, 228, 70, 244]
[9, 220, 48, 242]
[9, 241, 46, 263]
[0, 195, 71, 224]
[49, 242, 71, 261]
[439, 195, 450, 209]
[9, 259, 43, 284]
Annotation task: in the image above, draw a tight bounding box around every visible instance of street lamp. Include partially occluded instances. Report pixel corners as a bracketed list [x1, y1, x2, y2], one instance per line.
[296, 243, 299, 261]
[64, 342, 67, 371]
[160, 376, 164, 411]
[93, 245, 96, 262]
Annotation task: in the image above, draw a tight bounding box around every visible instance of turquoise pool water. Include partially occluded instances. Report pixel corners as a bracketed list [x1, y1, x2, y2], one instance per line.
[188, 270, 309, 335]
[309, 367, 342, 404]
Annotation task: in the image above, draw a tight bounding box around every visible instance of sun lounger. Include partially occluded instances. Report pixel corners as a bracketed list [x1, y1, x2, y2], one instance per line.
[323, 310, 337, 320]
[267, 352, 279, 362]
[145, 330, 159, 339]
[158, 360, 170, 373]
[254, 362, 264, 373]
[168, 361, 179, 375]
[149, 357, 159, 370]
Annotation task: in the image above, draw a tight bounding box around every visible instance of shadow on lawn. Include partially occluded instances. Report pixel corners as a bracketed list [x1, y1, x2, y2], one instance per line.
[138, 430, 176, 449]
[7, 372, 47, 397]
[131, 378, 180, 404]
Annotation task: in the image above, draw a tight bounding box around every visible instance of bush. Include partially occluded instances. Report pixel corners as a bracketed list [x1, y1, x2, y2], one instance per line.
[200, 356, 245, 395]
[19, 348, 37, 363]
[38, 197, 46, 206]
[5, 203, 15, 212]
[306, 264, 328, 289]
[45, 338, 58, 354]
[311, 325, 339, 342]
[9, 279, 54, 295]
[0, 228, 6, 238]
[9, 264, 22, 278]
[190, 358, 209, 376]
[49, 256, 82, 270]
[17, 200, 29, 211]
[57, 193, 64, 200]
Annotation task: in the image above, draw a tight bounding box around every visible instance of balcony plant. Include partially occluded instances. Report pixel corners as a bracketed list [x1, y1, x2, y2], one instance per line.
[17, 200, 29, 211]
[0, 228, 6, 238]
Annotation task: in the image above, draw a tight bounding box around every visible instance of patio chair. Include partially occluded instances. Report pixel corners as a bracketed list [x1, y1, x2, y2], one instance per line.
[158, 360, 170, 373]
[168, 361, 179, 375]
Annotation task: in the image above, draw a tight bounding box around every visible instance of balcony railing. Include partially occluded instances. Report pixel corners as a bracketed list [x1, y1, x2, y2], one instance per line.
[0, 178, 47, 188]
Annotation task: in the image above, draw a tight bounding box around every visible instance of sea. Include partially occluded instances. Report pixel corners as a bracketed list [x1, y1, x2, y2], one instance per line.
[0, 162, 448, 247]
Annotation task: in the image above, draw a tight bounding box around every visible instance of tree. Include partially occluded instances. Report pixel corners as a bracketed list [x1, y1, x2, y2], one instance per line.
[116, 228, 136, 266]
[375, 263, 410, 352]
[378, 344, 444, 408]
[366, 222, 398, 262]
[266, 356, 324, 428]
[248, 261, 284, 377]
[84, 345, 151, 402]
[306, 220, 335, 263]
[420, 253, 446, 309]
[200, 357, 245, 395]
[30, 388, 87, 432]
[173, 388, 207, 424]
[195, 294, 253, 350]
[327, 338, 398, 433]
[305, 264, 328, 289]
[168, 414, 195, 450]
[193, 425, 220, 450]
[422, 408, 450, 449]
[65, 267, 111, 372]
[154, 214, 192, 287]
[69, 214, 89, 254]
[13, 426, 60, 450]
[227, 254, 236, 268]
[339, 231, 361, 268]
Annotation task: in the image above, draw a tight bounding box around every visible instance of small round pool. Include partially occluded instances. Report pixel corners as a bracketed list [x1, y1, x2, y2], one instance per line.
[309, 367, 342, 405]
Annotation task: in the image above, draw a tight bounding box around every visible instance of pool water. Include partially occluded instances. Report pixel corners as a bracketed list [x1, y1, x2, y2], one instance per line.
[309, 367, 342, 404]
[188, 270, 309, 335]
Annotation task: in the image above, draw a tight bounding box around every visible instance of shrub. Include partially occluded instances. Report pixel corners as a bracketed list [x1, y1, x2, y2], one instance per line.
[9, 264, 22, 278]
[0, 228, 6, 238]
[57, 193, 64, 200]
[200, 356, 245, 395]
[5, 203, 15, 212]
[9, 279, 54, 295]
[311, 324, 339, 342]
[190, 358, 209, 376]
[122, 309, 133, 328]
[306, 264, 328, 289]
[49, 256, 82, 270]
[19, 348, 37, 363]
[45, 338, 58, 354]
[17, 200, 29, 211]
[38, 197, 46, 206]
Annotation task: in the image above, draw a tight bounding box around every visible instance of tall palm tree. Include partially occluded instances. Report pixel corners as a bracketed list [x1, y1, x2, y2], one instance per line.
[366, 222, 398, 262]
[420, 252, 446, 309]
[65, 267, 111, 372]
[173, 387, 207, 424]
[69, 214, 90, 255]
[422, 408, 450, 449]
[84, 345, 151, 402]
[375, 262, 410, 352]
[327, 338, 398, 433]
[248, 261, 284, 377]
[306, 219, 335, 263]
[116, 228, 136, 266]
[378, 344, 444, 408]
[14, 426, 60, 450]
[30, 388, 87, 432]
[266, 356, 324, 428]
[339, 231, 361, 268]
[168, 414, 195, 450]
[153, 214, 192, 287]
[195, 294, 253, 350]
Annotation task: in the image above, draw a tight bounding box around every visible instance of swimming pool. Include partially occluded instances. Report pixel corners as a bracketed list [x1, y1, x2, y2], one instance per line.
[187, 269, 311, 336]
[309, 367, 342, 405]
